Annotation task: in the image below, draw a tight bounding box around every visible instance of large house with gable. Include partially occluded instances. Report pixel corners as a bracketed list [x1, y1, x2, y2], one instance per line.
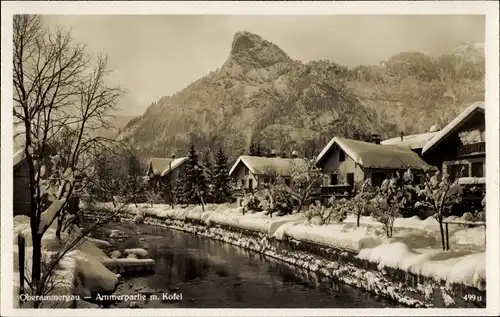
[421, 101, 485, 183]
[382, 101, 485, 184]
[315, 135, 436, 196]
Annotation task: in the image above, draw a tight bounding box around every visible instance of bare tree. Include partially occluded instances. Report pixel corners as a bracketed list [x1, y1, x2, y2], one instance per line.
[290, 157, 324, 213]
[13, 15, 123, 299]
[347, 178, 377, 227]
[415, 170, 461, 250]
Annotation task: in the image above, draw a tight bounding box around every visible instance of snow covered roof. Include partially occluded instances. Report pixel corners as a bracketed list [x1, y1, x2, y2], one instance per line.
[13, 130, 26, 168]
[229, 155, 308, 177]
[13, 149, 26, 168]
[422, 101, 485, 155]
[147, 157, 188, 176]
[316, 137, 436, 170]
[160, 157, 188, 177]
[381, 131, 439, 149]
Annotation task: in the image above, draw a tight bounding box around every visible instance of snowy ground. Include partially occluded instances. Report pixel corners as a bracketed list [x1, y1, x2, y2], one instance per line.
[12, 214, 155, 308]
[90, 202, 486, 293]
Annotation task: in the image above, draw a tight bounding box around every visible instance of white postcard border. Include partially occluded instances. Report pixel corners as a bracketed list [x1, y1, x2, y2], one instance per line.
[1, 1, 499, 316]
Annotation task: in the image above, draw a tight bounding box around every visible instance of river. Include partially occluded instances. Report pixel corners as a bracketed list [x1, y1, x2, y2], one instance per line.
[93, 222, 401, 308]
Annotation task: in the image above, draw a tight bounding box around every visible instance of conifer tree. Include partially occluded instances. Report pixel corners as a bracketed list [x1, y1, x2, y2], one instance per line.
[202, 150, 214, 203]
[249, 141, 259, 156]
[212, 147, 233, 203]
[178, 143, 208, 208]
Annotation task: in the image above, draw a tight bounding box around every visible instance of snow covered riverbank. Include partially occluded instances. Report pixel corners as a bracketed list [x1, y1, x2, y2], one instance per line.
[86, 202, 486, 308]
[12, 215, 155, 308]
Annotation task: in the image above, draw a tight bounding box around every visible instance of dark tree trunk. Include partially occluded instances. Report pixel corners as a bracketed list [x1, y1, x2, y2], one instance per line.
[438, 216, 446, 251]
[56, 213, 65, 239]
[296, 192, 307, 214]
[31, 231, 42, 294]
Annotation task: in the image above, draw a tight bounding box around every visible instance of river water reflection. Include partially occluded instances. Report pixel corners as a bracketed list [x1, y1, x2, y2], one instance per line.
[106, 222, 401, 308]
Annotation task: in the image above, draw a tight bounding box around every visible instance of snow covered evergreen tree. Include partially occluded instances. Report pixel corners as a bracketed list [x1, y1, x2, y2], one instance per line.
[212, 147, 233, 203]
[202, 150, 215, 203]
[178, 143, 208, 209]
[249, 140, 260, 156]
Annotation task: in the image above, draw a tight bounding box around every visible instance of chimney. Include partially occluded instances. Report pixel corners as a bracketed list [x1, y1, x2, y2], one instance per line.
[291, 150, 298, 158]
[400, 131, 404, 142]
[371, 133, 381, 145]
[171, 153, 176, 159]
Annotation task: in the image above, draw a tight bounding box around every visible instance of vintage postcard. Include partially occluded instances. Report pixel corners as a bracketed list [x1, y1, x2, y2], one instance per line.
[1, 1, 499, 316]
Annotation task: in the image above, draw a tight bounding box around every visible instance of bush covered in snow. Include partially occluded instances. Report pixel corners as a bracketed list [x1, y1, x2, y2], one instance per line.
[304, 197, 347, 225]
[242, 193, 264, 213]
[370, 171, 417, 238]
[267, 183, 294, 217]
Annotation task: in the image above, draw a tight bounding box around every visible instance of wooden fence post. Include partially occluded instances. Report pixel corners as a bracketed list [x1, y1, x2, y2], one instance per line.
[18, 234, 25, 306]
[445, 223, 450, 251]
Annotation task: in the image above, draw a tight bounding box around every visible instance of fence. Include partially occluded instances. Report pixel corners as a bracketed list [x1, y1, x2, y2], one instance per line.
[442, 219, 486, 250]
[18, 234, 25, 306]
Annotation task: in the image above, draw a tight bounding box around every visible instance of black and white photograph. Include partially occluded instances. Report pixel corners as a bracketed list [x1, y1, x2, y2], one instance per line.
[1, 1, 499, 316]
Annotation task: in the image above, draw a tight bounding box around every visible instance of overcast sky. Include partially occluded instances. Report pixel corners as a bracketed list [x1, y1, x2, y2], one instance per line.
[42, 15, 484, 116]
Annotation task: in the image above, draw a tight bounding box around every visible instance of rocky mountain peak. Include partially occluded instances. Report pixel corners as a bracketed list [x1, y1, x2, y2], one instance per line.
[223, 31, 292, 70]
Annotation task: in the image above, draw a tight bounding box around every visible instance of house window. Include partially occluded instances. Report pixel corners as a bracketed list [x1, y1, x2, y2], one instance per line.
[471, 162, 484, 177]
[371, 173, 386, 187]
[330, 173, 338, 185]
[339, 150, 345, 162]
[346, 173, 354, 186]
[248, 179, 254, 191]
[414, 175, 423, 185]
[449, 164, 469, 181]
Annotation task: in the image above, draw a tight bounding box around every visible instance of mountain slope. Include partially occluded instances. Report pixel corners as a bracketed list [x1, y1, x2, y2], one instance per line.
[121, 34, 484, 161]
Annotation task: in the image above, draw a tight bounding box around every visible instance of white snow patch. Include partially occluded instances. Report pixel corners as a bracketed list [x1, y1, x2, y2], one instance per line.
[85, 237, 111, 248]
[38, 200, 65, 233]
[124, 248, 149, 258]
[109, 229, 125, 238]
[110, 250, 122, 259]
[358, 242, 485, 290]
[65, 250, 118, 294]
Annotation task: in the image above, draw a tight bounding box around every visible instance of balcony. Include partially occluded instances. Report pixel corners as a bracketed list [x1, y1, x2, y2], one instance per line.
[315, 184, 353, 198]
[457, 142, 485, 157]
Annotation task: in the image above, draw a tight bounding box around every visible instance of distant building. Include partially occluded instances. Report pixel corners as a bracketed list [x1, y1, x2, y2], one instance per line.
[228, 155, 308, 192]
[146, 155, 188, 186]
[315, 136, 436, 196]
[421, 101, 485, 183]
